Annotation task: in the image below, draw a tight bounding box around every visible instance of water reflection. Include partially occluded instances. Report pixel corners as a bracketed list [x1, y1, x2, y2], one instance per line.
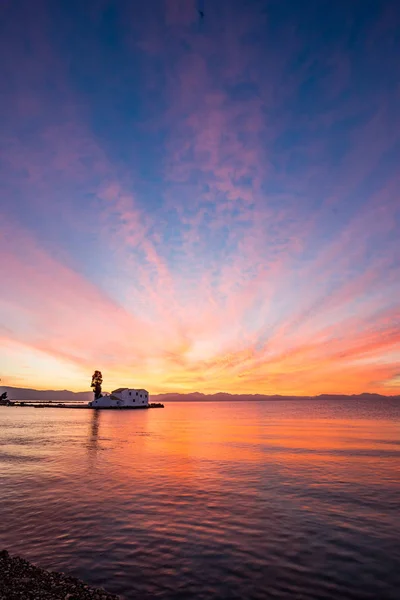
[0, 400, 399, 600]
[87, 409, 100, 465]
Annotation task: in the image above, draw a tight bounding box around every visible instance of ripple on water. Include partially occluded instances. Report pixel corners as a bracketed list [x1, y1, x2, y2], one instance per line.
[0, 401, 400, 600]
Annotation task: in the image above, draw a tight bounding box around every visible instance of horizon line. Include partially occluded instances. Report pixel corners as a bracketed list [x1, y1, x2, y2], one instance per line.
[1, 385, 399, 398]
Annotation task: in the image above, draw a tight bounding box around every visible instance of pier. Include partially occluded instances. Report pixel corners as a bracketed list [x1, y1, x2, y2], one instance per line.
[2, 401, 164, 410]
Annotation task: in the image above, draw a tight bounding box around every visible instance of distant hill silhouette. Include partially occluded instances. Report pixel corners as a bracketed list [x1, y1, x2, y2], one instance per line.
[0, 386, 92, 402]
[154, 391, 400, 402]
[1, 386, 398, 402]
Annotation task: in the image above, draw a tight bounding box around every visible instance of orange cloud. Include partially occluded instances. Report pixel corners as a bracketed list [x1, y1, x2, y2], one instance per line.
[1, 0, 399, 397]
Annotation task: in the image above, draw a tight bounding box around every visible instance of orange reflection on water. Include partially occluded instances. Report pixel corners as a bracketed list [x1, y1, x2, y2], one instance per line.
[75, 401, 400, 492]
[1, 399, 399, 600]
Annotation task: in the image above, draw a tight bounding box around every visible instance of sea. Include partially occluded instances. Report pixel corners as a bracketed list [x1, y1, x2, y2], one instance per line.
[0, 399, 399, 600]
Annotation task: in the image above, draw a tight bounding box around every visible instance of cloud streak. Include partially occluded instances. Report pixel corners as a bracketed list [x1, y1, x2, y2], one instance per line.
[0, 0, 399, 394]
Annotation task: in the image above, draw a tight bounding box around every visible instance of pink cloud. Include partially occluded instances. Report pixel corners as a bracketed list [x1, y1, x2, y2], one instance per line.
[1, 0, 399, 396]
[0, 221, 164, 367]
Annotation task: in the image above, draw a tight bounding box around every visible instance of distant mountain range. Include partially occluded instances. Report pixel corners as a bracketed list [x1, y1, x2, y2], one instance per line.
[153, 391, 400, 402]
[0, 386, 93, 402]
[1, 386, 399, 402]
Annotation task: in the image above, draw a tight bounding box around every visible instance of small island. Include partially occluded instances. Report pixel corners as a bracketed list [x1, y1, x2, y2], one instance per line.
[0, 371, 164, 410]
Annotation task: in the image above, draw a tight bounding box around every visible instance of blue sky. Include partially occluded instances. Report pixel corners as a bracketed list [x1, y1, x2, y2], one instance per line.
[0, 0, 399, 393]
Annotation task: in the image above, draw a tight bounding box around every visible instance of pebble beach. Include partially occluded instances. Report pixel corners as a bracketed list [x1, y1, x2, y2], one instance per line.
[0, 551, 119, 600]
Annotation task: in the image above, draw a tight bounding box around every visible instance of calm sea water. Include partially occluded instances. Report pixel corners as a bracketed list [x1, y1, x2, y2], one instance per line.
[0, 400, 399, 600]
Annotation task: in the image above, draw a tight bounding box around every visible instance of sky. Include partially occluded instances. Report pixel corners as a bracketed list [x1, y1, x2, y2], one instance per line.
[0, 0, 399, 395]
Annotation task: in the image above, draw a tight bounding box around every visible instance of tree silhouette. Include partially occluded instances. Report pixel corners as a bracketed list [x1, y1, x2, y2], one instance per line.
[91, 371, 103, 399]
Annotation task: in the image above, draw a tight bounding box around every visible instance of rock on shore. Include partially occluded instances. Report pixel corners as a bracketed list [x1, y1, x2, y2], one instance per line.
[0, 550, 119, 600]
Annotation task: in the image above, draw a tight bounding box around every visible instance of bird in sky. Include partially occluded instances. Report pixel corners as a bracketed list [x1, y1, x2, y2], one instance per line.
[198, 10, 204, 19]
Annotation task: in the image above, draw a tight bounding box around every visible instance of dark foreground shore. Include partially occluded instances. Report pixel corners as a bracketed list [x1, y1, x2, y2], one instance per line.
[0, 550, 119, 599]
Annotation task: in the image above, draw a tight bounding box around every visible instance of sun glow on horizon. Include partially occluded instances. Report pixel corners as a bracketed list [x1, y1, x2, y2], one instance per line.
[0, 1, 399, 396]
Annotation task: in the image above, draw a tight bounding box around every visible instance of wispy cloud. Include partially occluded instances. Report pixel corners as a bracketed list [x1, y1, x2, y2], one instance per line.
[0, 0, 399, 394]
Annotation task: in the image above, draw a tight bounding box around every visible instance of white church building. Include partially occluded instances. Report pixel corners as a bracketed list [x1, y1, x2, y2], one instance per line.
[89, 387, 149, 408]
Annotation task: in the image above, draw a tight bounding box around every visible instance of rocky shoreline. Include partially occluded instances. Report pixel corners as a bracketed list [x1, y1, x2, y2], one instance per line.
[0, 550, 119, 599]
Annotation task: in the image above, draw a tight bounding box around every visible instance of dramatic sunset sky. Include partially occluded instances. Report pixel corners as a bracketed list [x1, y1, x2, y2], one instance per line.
[0, 0, 399, 395]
